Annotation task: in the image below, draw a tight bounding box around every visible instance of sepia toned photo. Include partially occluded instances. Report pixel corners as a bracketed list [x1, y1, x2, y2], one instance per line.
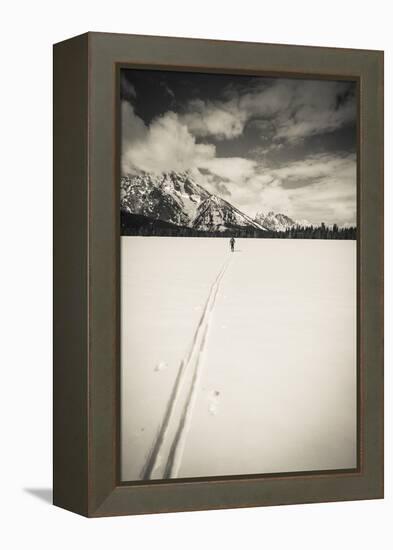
[119, 68, 358, 482]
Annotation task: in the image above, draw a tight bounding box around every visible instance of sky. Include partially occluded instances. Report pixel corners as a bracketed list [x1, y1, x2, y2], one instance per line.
[120, 69, 357, 226]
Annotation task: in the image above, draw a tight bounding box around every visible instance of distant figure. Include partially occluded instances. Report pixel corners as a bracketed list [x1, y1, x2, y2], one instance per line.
[230, 237, 235, 252]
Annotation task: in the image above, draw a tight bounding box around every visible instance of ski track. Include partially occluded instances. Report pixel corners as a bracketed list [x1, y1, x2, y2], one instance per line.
[141, 255, 232, 480]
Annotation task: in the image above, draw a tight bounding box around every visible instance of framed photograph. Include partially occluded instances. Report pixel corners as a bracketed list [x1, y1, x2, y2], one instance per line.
[53, 32, 384, 516]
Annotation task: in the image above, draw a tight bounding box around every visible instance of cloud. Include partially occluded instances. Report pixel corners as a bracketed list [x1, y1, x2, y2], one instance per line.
[196, 157, 258, 202]
[121, 102, 215, 174]
[199, 156, 257, 182]
[255, 153, 357, 225]
[160, 81, 175, 100]
[178, 79, 356, 144]
[239, 80, 293, 118]
[198, 171, 232, 197]
[179, 99, 246, 140]
[195, 153, 356, 226]
[274, 82, 356, 142]
[120, 76, 137, 101]
[271, 153, 355, 184]
[121, 101, 147, 152]
[254, 182, 293, 216]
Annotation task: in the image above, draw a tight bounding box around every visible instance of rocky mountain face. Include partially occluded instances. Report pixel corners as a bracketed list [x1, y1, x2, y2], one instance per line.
[121, 171, 314, 234]
[121, 171, 266, 233]
[254, 211, 298, 232]
[193, 195, 265, 232]
[120, 171, 211, 227]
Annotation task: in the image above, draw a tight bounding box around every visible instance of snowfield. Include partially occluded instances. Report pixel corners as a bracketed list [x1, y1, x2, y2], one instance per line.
[121, 237, 357, 481]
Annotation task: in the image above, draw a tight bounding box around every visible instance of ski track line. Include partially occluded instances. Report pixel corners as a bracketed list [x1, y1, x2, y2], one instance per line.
[164, 267, 226, 479]
[164, 323, 209, 478]
[141, 255, 232, 480]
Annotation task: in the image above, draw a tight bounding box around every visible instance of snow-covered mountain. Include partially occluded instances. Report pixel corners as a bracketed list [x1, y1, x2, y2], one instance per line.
[121, 171, 266, 232]
[193, 195, 266, 232]
[121, 171, 210, 227]
[255, 211, 298, 232]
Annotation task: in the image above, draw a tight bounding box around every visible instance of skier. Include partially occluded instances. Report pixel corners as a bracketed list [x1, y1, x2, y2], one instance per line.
[230, 236, 235, 252]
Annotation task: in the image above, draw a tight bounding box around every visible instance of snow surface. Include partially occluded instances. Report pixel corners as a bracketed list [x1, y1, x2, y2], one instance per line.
[121, 237, 357, 481]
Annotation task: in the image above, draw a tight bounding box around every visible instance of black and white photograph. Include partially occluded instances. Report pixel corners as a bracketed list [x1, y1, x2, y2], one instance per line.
[119, 68, 358, 482]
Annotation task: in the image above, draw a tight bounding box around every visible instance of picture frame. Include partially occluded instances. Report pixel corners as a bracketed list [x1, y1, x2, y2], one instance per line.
[53, 32, 383, 517]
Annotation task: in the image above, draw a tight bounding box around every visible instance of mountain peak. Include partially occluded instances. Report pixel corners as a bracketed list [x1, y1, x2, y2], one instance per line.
[255, 211, 297, 232]
[121, 170, 267, 233]
[193, 195, 266, 232]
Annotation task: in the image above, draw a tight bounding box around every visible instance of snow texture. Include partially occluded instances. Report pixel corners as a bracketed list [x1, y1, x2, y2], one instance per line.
[121, 237, 357, 480]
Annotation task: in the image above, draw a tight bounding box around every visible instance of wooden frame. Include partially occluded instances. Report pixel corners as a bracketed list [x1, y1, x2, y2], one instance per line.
[53, 32, 384, 517]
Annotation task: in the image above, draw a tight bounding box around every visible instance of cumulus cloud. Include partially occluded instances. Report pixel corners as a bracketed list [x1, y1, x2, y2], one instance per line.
[121, 101, 147, 153]
[121, 102, 215, 174]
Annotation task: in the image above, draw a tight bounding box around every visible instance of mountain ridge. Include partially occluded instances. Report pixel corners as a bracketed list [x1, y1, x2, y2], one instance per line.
[255, 211, 297, 232]
[121, 171, 268, 233]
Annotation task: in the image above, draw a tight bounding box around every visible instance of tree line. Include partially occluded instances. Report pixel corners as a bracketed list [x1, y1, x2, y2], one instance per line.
[262, 223, 357, 240]
[121, 211, 356, 240]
